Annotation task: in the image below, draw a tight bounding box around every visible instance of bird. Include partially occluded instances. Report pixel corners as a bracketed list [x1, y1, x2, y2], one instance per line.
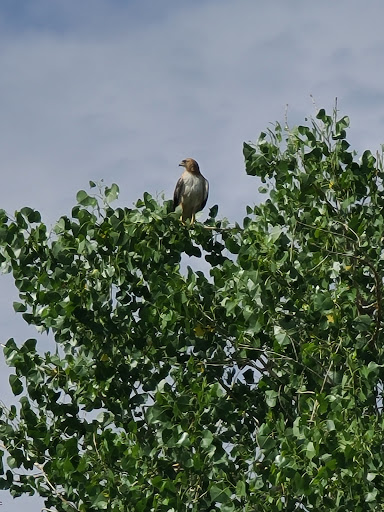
[173, 158, 209, 224]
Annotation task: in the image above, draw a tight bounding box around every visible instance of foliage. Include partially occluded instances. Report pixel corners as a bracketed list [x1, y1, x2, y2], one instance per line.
[1, 109, 384, 511]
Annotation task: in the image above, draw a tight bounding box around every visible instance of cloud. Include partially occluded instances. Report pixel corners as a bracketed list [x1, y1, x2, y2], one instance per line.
[1, 1, 384, 224]
[2, 1, 384, 508]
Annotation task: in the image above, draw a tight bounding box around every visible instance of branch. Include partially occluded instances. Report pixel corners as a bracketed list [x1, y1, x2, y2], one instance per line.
[359, 258, 382, 347]
[307, 243, 382, 349]
[309, 338, 342, 424]
[33, 463, 79, 512]
[295, 219, 356, 243]
[237, 344, 324, 380]
[202, 225, 243, 232]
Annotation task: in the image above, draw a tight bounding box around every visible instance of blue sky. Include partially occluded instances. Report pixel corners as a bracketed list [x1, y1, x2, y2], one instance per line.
[2, 0, 384, 509]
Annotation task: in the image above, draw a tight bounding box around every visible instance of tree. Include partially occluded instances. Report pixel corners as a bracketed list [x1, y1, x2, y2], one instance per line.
[1, 108, 384, 511]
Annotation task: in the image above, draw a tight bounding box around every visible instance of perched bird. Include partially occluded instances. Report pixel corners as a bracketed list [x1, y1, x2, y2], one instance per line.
[173, 158, 209, 224]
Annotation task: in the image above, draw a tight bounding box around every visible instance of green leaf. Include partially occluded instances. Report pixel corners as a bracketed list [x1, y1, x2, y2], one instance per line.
[9, 375, 23, 395]
[201, 430, 214, 449]
[306, 441, 316, 460]
[210, 484, 231, 504]
[313, 293, 334, 311]
[76, 190, 97, 207]
[365, 488, 378, 503]
[92, 492, 109, 509]
[105, 183, 119, 203]
[268, 225, 282, 243]
[274, 326, 290, 346]
[265, 390, 278, 407]
[209, 204, 218, 218]
[176, 432, 190, 447]
[7, 457, 17, 470]
[225, 237, 240, 254]
[13, 302, 27, 313]
[236, 480, 246, 497]
[20, 207, 41, 223]
[353, 314, 372, 332]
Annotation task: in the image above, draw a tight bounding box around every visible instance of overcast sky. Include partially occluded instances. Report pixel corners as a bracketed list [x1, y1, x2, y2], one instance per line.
[2, 1, 384, 509]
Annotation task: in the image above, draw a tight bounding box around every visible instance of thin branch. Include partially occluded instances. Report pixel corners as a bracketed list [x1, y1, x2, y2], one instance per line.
[93, 432, 101, 460]
[359, 258, 382, 347]
[309, 255, 329, 272]
[314, 185, 339, 215]
[33, 463, 79, 512]
[310, 246, 382, 346]
[332, 220, 361, 247]
[202, 225, 243, 232]
[237, 344, 324, 380]
[295, 219, 356, 243]
[309, 338, 342, 424]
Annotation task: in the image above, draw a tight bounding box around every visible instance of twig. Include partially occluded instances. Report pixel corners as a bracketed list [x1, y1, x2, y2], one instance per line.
[309, 338, 341, 424]
[289, 220, 296, 262]
[332, 220, 361, 247]
[33, 463, 79, 512]
[309, 255, 329, 272]
[359, 258, 382, 347]
[237, 344, 324, 380]
[202, 225, 243, 232]
[295, 219, 355, 243]
[310, 246, 382, 346]
[93, 432, 101, 460]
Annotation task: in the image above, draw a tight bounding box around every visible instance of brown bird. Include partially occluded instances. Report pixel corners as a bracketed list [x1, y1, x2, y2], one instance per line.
[173, 158, 209, 224]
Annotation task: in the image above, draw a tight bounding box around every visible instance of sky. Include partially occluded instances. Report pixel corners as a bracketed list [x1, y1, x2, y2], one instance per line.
[2, 0, 384, 509]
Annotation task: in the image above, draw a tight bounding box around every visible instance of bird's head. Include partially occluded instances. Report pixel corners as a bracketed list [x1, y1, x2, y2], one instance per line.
[179, 158, 200, 173]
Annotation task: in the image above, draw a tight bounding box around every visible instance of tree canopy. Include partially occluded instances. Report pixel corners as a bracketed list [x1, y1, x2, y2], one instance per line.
[1, 108, 384, 511]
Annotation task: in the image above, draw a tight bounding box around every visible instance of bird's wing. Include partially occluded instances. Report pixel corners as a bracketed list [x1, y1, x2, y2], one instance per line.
[200, 178, 209, 210]
[173, 176, 185, 210]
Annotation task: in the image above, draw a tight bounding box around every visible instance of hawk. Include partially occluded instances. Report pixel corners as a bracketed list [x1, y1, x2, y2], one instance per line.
[173, 158, 209, 224]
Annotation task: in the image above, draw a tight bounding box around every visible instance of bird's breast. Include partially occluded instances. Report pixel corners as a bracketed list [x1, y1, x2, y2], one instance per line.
[183, 172, 204, 195]
[181, 173, 205, 206]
